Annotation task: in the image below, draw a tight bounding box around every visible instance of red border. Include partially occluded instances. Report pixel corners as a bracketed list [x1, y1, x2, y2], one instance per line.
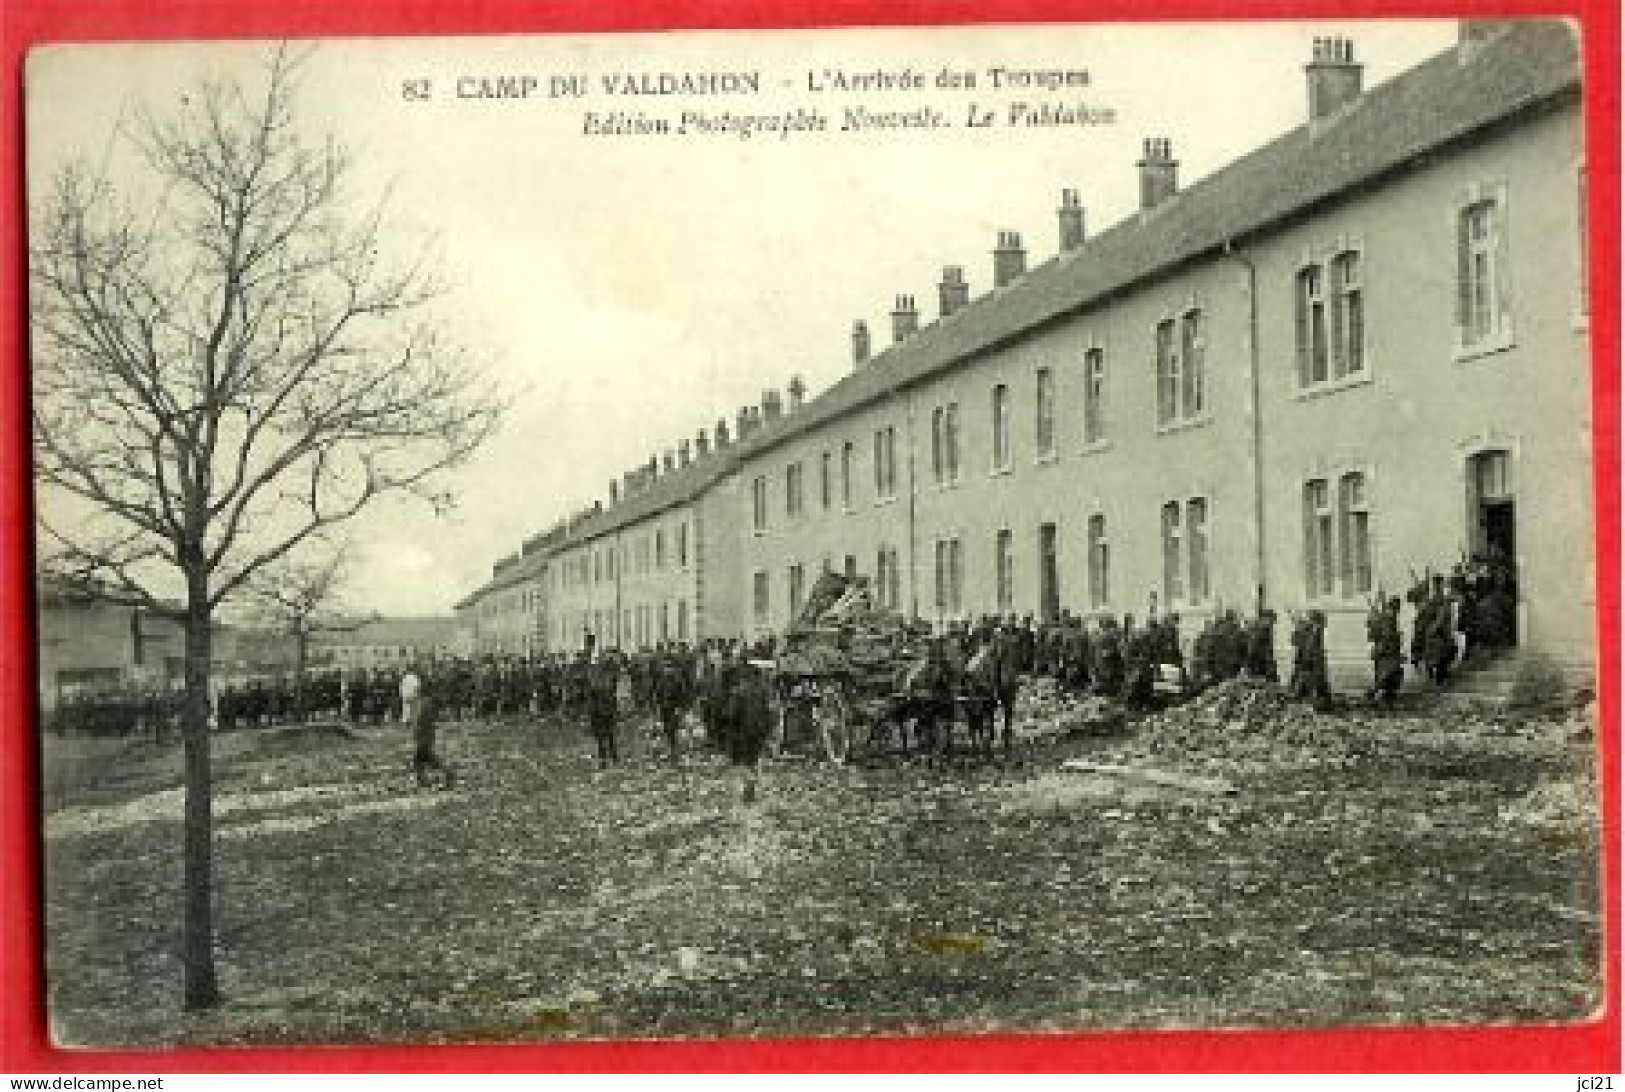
[2, 0, 1617, 1074]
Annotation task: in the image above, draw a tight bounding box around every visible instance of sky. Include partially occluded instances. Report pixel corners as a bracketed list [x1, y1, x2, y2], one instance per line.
[27, 19, 1459, 617]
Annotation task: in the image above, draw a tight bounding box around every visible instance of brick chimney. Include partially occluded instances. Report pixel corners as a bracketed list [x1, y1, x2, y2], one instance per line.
[891, 295, 920, 343]
[853, 320, 872, 366]
[1305, 36, 1363, 120]
[610, 480, 620, 505]
[714, 418, 730, 448]
[736, 406, 751, 441]
[1058, 188, 1086, 251]
[696, 428, 711, 458]
[938, 266, 969, 317]
[647, 455, 658, 479]
[762, 388, 783, 424]
[662, 449, 675, 473]
[623, 469, 637, 495]
[1137, 138, 1178, 211]
[787, 375, 806, 411]
[993, 231, 1026, 287]
[679, 439, 691, 467]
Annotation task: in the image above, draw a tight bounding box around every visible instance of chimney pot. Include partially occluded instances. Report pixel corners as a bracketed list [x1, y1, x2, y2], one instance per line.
[1137, 137, 1179, 211]
[679, 439, 691, 466]
[1305, 34, 1363, 120]
[787, 375, 807, 409]
[852, 320, 872, 367]
[715, 418, 730, 447]
[938, 265, 971, 317]
[662, 450, 675, 472]
[993, 230, 1027, 287]
[696, 429, 711, 458]
[1058, 188, 1087, 251]
[891, 294, 920, 343]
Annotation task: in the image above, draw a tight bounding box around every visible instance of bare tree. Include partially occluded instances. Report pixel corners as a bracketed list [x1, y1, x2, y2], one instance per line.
[30, 45, 504, 1010]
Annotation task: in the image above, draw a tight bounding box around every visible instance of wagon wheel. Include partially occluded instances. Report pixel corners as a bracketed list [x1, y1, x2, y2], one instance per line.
[814, 682, 854, 766]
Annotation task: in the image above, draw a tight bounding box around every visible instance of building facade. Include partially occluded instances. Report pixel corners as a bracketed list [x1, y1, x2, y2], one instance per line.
[464, 22, 1593, 685]
[728, 22, 1590, 681]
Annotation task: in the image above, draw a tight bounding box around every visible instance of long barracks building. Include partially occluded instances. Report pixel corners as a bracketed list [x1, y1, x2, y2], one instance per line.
[464, 21, 1593, 685]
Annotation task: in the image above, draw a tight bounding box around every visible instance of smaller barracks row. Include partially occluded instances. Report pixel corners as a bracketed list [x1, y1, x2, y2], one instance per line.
[456, 21, 1594, 686]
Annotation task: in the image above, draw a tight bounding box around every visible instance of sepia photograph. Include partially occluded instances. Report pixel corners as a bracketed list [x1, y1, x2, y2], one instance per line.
[25, 17, 1606, 1052]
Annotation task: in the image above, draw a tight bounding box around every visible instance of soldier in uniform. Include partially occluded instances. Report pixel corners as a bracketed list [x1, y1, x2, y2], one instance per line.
[586, 652, 622, 768]
[1244, 609, 1280, 683]
[1367, 596, 1405, 707]
[722, 646, 774, 804]
[652, 646, 693, 765]
[1288, 610, 1333, 710]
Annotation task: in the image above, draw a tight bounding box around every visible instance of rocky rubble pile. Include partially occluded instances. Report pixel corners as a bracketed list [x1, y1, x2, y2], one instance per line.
[1013, 677, 1123, 740]
[1125, 677, 1361, 772]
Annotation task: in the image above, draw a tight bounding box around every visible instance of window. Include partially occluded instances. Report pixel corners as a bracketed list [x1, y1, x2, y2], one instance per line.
[789, 564, 805, 618]
[933, 538, 965, 616]
[1155, 320, 1179, 426]
[1303, 479, 1336, 598]
[1180, 310, 1205, 418]
[753, 571, 770, 625]
[931, 407, 945, 484]
[995, 529, 1014, 612]
[752, 475, 768, 532]
[1296, 265, 1329, 386]
[820, 452, 832, 509]
[1157, 311, 1206, 425]
[992, 384, 1011, 470]
[1187, 497, 1210, 604]
[677, 599, 689, 641]
[655, 529, 666, 569]
[875, 547, 901, 611]
[1338, 472, 1372, 596]
[1330, 251, 1364, 377]
[677, 521, 689, 567]
[1083, 348, 1106, 444]
[1161, 501, 1183, 604]
[874, 426, 897, 499]
[786, 462, 804, 518]
[1036, 367, 1056, 459]
[1087, 514, 1109, 608]
[841, 442, 854, 509]
[944, 403, 960, 481]
[1458, 197, 1506, 347]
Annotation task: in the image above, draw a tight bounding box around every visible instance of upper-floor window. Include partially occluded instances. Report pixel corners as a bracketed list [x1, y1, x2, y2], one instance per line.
[931, 407, 945, 484]
[943, 403, 960, 482]
[841, 441, 855, 510]
[874, 426, 898, 499]
[991, 384, 1011, 470]
[1298, 251, 1364, 387]
[820, 452, 832, 509]
[677, 521, 689, 567]
[655, 529, 666, 569]
[1083, 348, 1106, 445]
[1156, 310, 1206, 426]
[751, 475, 768, 533]
[1457, 194, 1510, 349]
[1035, 367, 1056, 459]
[786, 461, 804, 518]
[1295, 265, 1329, 385]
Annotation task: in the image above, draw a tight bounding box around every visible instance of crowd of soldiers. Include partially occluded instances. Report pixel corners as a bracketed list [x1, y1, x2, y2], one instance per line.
[47, 550, 1516, 750]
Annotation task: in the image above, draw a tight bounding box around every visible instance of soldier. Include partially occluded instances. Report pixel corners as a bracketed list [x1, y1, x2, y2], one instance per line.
[1244, 609, 1280, 683]
[652, 646, 693, 765]
[722, 645, 775, 804]
[1288, 610, 1333, 711]
[1188, 617, 1218, 694]
[1092, 616, 1125, 698]
[411, 668, 454, 790]
[961, 628, 1000, 761]
[1367, 596, 1405, 707]
[991, 621, 1023, 761]
[586, 652, 622, 768]
[1423, 575, 1458, 685]
[1122, 617, 1156, 710]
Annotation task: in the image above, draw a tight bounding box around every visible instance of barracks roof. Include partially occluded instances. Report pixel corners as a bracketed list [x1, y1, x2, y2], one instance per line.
[729, 20, 1579, 464]
[472, 20, 1578, 586]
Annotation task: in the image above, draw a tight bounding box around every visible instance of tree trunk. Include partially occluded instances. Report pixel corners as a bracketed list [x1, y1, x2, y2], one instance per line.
[181, 576, 219, 1010]
[294, 622, 308, 722]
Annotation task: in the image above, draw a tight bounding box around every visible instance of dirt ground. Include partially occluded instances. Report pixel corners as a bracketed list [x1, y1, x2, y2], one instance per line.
[39, 687, 1603, 1047]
